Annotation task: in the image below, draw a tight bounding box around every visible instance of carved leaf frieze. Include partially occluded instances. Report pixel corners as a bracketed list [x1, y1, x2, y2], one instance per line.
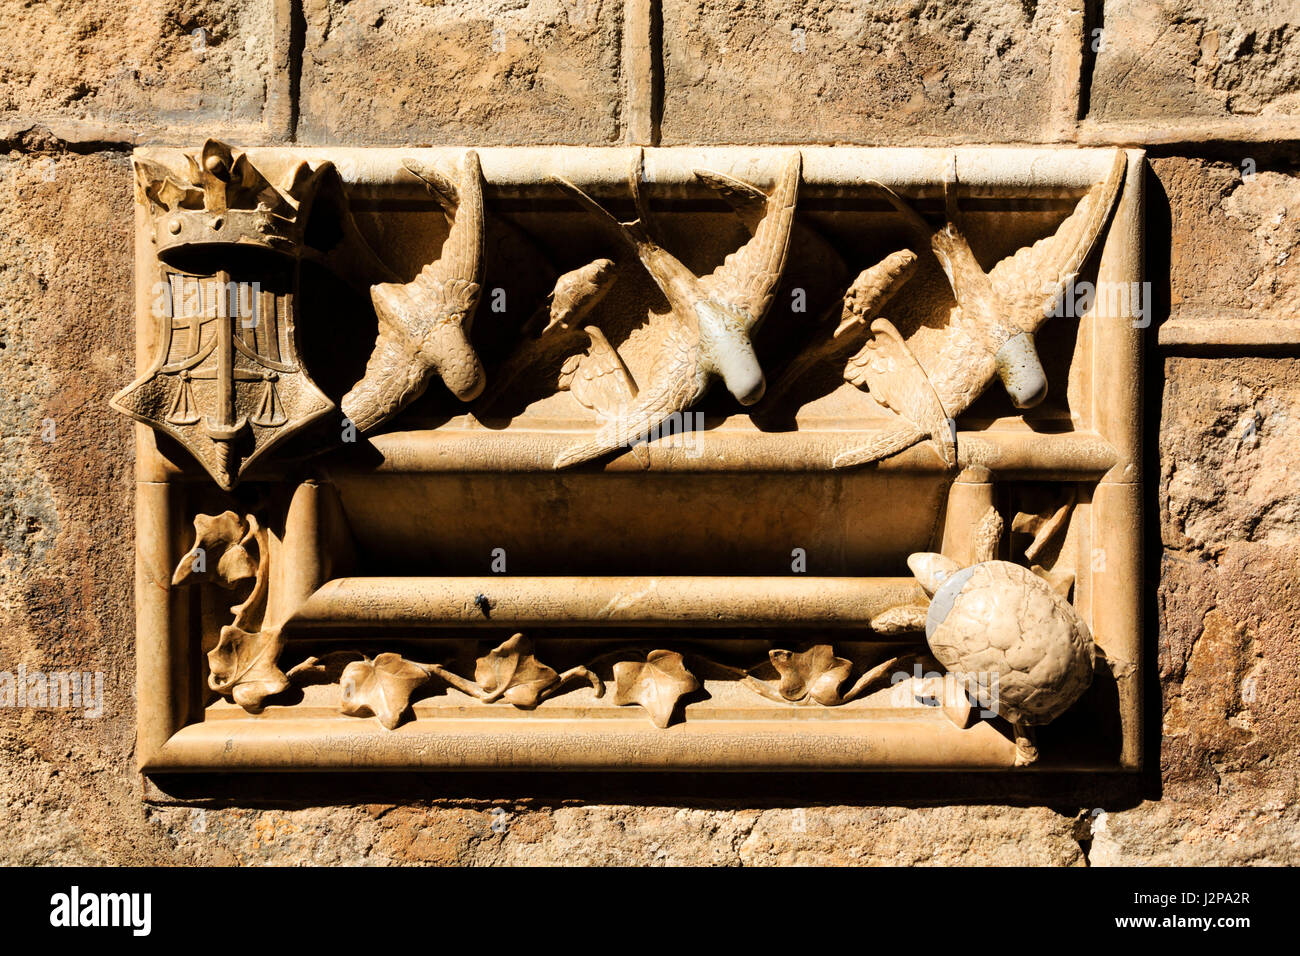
[611, 650, 700, 729]
[339, 653, 433, 730]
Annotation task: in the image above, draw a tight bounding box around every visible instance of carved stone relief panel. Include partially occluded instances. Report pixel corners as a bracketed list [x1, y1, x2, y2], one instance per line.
[119, 143, 1143, 773]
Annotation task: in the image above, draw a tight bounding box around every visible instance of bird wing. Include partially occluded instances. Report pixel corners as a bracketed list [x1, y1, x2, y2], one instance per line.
[761, 250, 919, 409]
[400, 151, 485, 319]
[987, 150, 1127, 332]
[834, 250, 920, 338]
[692, 168, 768, 233]
[832, 424, 927, 469]
[551, 163, 702, 338]
[696, 166, 850, 296]
[844, 318, 955, 465]
[553, 324, 702, 469]
[558, 327, 638, 419]
[697, 153, 801, 330]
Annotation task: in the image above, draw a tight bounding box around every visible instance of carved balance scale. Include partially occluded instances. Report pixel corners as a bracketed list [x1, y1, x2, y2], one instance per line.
[118, 142, 1144, 773]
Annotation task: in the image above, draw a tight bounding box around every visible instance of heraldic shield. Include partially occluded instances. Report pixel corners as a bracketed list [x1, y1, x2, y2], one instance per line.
[114, 264, 332, 489]
[112, 140, 339, 489]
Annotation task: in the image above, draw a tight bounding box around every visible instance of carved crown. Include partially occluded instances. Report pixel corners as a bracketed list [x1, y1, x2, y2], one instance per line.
[134, 139, 333, 262]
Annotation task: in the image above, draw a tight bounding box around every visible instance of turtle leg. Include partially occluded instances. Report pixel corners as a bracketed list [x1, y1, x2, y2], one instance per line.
[1012, 721, 1039, 767]
[869, 603, 929, 635]
[941, 680, 975, 729]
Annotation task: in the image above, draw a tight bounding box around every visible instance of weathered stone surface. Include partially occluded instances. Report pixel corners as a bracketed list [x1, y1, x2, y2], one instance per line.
[1158, 544, 1300, 797]
[1153, 157, 1300, 316]
[140, 802, 1083, 865]
[1090, 0, 1300, 122]
[298, 0, 622, 145]
[0, 150, 146, 865]
[1159, 357, 1300, 803]
[1161, 358, 1300, 553]
[1090, 797, 1300, 865]
[661, 0, 1078, 144]
[0, 0, 274, 136]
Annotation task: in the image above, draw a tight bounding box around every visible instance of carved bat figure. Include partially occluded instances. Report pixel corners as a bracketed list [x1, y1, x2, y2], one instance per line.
[551, 149, 801, 469]
[341, 151, 487, 432]
[834, 150, 1127, 469]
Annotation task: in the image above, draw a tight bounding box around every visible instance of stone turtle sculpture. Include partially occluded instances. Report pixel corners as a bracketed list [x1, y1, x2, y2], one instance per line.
[873, 507, 1096, 765]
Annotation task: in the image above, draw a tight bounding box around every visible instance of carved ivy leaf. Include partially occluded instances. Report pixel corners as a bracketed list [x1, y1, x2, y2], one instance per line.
[172, 511, 259, 589]
[474, 633, 561, 708]
[612, 650, 699, 729]
[770, 645, 853, 705]
[339, 653, 431, 730]
[208, 625, 289, 711]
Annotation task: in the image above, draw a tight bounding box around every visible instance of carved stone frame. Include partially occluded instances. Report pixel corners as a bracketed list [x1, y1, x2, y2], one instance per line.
[131, 146, 1144, 773]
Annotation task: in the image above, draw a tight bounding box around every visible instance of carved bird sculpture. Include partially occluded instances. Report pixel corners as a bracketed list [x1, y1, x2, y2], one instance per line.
[472, 257, 620, 418]
[759, 249, 919, 411]
[341, 151, 487, 432]
[833, 150, 1127, 469]
[549, 150, 801, 469]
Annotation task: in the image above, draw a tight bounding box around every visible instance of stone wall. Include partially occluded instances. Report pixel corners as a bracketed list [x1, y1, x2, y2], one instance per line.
[1, 0, 1298, 865]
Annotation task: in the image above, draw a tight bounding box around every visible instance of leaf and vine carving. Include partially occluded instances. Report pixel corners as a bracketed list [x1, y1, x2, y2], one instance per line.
[327, 634, 605, 730]
[168, 522, 919, 733]
[322, 639, 909, 731]
[611, 650, 700, 729]
[171, 511, 289, 711]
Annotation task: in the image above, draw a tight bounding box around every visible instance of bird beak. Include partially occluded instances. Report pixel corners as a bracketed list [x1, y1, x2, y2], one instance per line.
[729, 371, 766, 406]
[994, 332, 1048, 409]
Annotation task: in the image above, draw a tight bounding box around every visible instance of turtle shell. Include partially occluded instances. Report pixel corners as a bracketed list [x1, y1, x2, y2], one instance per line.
[925, 561, 1094, 726]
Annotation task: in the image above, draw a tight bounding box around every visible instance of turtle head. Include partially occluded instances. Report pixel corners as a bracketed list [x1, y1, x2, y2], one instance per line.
[908, 552, 963, 598]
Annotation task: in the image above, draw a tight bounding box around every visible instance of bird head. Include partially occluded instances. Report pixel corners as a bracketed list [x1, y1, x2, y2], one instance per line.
[908, 552, 963, 599]
[993, 331, 1048, 409]
[695, 300, 765, 405]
